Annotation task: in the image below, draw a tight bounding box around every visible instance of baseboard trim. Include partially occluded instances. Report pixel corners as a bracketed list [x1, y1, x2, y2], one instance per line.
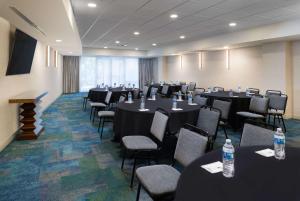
[0, 132, 16, 152]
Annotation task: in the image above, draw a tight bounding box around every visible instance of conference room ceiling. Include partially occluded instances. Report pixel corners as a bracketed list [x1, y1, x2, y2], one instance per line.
[71, 0, 300, 51]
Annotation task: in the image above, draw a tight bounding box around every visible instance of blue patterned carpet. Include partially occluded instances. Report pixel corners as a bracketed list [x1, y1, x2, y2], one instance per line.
[0, 93, 300, 201]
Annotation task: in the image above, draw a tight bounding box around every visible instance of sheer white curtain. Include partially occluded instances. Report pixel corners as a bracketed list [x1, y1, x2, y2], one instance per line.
[80, 56, 139, 92]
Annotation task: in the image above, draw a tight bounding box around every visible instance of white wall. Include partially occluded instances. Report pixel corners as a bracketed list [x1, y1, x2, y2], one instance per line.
[0, 17, 63, 151]
[163, 41, 298, 118]
[293, 41, 300, 119]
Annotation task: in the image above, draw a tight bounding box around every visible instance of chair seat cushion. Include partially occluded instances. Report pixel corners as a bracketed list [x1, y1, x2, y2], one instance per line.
[122, 136, 157, 150]
[136, 165, 180, 196]
[90, 102, 106, 107]
[98, 111, 115, 117]
[268, 109, 284, 115]
[236, 111, 265, 118]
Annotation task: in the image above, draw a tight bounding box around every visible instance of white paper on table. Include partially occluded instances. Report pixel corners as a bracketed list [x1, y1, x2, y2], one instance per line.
[232, 96, 239, 98]
[177, 99, 184, 102]
[172, 108, 183, 111]
[147, 98, 156, 101]
[201, 161, 223, 174]
[125, 101, 134, 104]
[188, 103, 198, 106]
[255, 149, 275, 157]
[139, 109, 149, 112]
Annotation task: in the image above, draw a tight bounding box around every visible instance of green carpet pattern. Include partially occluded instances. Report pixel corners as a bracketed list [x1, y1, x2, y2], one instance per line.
[0, 93, 299, 201]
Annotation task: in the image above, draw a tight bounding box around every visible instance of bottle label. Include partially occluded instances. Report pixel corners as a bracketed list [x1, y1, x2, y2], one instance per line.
[274, 138, 285, 145]
[223, 152, 234, 160]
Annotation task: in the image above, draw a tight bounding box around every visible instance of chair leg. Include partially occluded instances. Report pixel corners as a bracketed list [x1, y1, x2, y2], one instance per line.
[90, 107, 94, 121]
[93, 108, 97, 123]
[130, 158, 137, 188]
[223, 126, 228, 139]
[273, 115, 276, 131]
[268, 114, 270, 124]
[84, 99, 88, 111]
[121, 149, 127, 170]
[98, 117, 102, 132]
[280, 115, 287, 133]
[136, 183, 141, 201]
[100, 118, 105, 139]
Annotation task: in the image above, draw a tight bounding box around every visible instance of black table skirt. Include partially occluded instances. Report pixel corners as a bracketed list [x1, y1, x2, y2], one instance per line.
[113, 98, 201, 141]
[88, 87, 133, 103]
[201, 91, 251, 129]
[175, 146, 300, 201]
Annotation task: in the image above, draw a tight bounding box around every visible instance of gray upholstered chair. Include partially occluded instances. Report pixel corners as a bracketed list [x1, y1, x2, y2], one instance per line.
[161, 85, 169, 96]
[151, 87, 158, 95]
[135, 127, 209, 201]
[193, 88, 205, 96]
[212, 99, 232, 139]
[181, 85, 188, 94]
[268, 94, 288, 132]
[193, 95, 208, 107]
[90, 91, 112, 122]
[196, 107, 221, 149]
[121, 110, 169, 188]
[213, 86, 224, 92]
[266, 90, 282, 96]
[187, 82, 196, 92]
[236, 96, 269, 123]
[143, 86, 149, 97]
[240, 123, 274, 147]
[133, 88, 140, 99]
[97, 94, 126, 139]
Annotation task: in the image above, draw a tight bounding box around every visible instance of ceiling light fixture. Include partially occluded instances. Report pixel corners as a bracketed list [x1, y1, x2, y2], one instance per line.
[115, 41, 120, 44]
[133, 31, 140, 35]
[88, 3, 97, 8]
[224, 46, 229, 49]
[179, 35, 185, 39]
[56, 39, 62, 42]
[104, 46, 108, 49]
[135, 48, 139, 50]
[170, 14, 178, 19]
[152, 43, 157, 46]
[229, 22, 237, 27]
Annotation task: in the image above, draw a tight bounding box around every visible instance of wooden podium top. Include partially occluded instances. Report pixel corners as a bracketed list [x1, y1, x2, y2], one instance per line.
[9, 91, 48, 104]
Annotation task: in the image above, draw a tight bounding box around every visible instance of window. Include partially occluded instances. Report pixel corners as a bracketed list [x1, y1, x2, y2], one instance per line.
[80, 56, 139, 92]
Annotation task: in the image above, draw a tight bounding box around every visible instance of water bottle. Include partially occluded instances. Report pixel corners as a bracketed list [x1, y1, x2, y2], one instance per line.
[140, 95, 145, 110]
[172, 95, 177, 109]
[178, 91, 182, 101]
[101, 83, 104, 88]
[151, 89, 156, 100]
[128, 83, 131, 88]
[238, 86, 241, 93]
[223, 139, 235, 178]
[133, 84, 135, 89]
[229, 89, 233, 97]
[105, 85, 108, 91]
[188, 92, 193, 104]
[208, 87, 211, 93]
[122, 85, 126, 91]
[128, 92, 132, 103]
[113, 83, 116, 88]
[274, 128, 285, 160]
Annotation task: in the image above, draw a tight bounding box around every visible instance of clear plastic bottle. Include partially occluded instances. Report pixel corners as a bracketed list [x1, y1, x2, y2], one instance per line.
[223, 139, 235, 178]
[113, 83, 116, 88]
[172, 95, 177, 109]
[140, 95, 145, 110]
[274, 128, 285, 160]
[229, 89, 233, 97]
[178, 91, 182, 100]
[151, 89, 156, 100]
[128, 92, 132, 103]
[188, 92, 193, 104]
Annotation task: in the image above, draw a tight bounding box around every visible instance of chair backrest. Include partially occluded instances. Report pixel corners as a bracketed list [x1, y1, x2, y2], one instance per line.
[150, 111, 169, 142]
[196, 107, 221, 138]
[151, 87, 158, 94]
[161, 85, 169, 95]
[143, 86, 149, 97]
[194, 95, 208, 106]
[180, 81, 186, 85]
[133, 88, 140, 99]
[105, 91, 112, 104]
[247, 88, 260, 95]
[266, 90, 281, 96]
[187, 82, 196, 91]
[213, 87, 224, 92]
[181, 85, 188, 94]
[212, 99, 232, 120]
[119, 94, 126, 102]
[269, 94, 288, 112]
[240, 123, 274, 147]
[174, 128, 208, 167]
[193, 88, 205, 96]
[249, 96, 269, 114]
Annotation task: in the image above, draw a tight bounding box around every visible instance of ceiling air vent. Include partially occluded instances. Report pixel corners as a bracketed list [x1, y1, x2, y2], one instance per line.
[10, 6, 46, 36]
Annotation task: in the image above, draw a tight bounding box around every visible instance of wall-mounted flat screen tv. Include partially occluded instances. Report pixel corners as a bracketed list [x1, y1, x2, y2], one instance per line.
[6, 29, 37, 75]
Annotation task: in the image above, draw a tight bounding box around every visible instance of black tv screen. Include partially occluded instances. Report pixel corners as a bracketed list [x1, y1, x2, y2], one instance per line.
[6, 29, 37, 75]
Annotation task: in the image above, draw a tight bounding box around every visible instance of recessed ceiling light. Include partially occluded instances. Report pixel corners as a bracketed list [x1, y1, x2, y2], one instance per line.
[170, 14, 178, 19]
[229, 22, 237, 27]
[88, 3, 97, 8]
[115, 41, 120, 44]
[124, 44, 128, 47]
[56, 39, 62, 42]
[224, 46, 229, 49]
[135, 48, 139, 50]
[152, 43, 157, 46]
[133, 31, 140, 35]
[179, 35, 185, 39]
[104, 46, 108, 49]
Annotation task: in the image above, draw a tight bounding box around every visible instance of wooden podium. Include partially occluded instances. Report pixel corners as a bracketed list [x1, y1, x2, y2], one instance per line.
[9, 91, 48, 140]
